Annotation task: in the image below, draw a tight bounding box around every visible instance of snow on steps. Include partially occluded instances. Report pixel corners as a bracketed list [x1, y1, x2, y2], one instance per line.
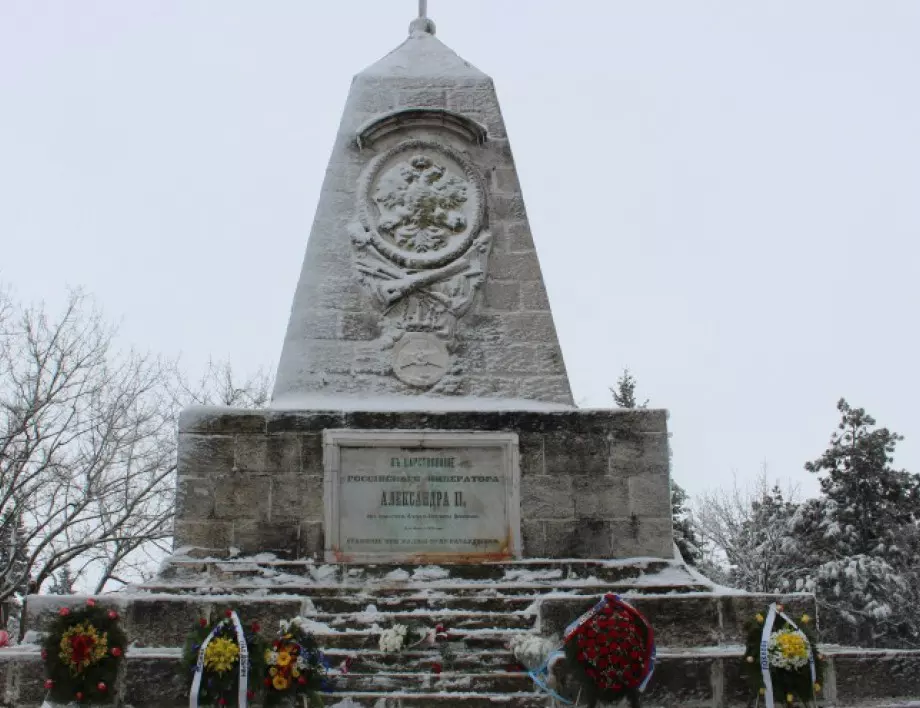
[151, 556, 707, 593]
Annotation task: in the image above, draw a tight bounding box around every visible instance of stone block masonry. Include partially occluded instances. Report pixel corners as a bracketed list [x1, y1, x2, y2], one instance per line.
[174, 407, 673, 560]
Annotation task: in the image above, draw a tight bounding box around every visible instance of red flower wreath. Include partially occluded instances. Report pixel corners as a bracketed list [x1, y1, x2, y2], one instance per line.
[563, 594, 655, 706]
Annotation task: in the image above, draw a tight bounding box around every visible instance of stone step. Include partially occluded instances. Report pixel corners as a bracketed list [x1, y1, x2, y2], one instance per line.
[314, 610, 535, 632]
[336, 670, 533, 694]
[159, 557, 679, 587]
[324, 649, 519, 673]
[319, 692, 551, 707]
[310, 629, 520, 652]
[308, 593, 538, 614]
[135, 580, 712, 600]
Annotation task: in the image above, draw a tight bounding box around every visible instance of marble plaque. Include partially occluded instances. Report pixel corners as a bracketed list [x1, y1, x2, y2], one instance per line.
[323, 430, 521, 563]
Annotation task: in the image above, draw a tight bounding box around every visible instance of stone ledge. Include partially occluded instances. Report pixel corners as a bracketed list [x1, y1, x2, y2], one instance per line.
[2, 645, 918, 707]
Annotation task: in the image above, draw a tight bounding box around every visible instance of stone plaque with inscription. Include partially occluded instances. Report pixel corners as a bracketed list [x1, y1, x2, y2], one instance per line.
[323, 430, 521, 563]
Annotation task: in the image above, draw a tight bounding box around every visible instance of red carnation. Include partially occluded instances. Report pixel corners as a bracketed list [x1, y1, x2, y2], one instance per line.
[58, 607, 70, 617]
[111, 647, 122, 657]
[431, 662, 442, 675]
[247, 690, 255, 699]
[224, 609, 233, 618]
[44, 679, 53, 690]
[86, 598, 96, 607]
[108, 610, 119, 620]
[586, 648, 597, 660]
[218, 698, 227, 706]
[41, 649, 48, 660]
[298, 676, 307, 685]
[264, 678, 272, 687]
[198, 618, 207, 628]
[97, 682, 107, 692]
[598, 657, 609, 669]
[251, 622, 260, 633]
[75, 692, 84, 701]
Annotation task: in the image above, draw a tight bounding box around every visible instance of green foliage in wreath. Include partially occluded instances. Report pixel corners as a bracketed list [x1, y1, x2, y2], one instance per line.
[41, 600, 127, 704]
[741, 605, 825, 706]
[181, 610, 267, 707]
[263, 618, 331, 707]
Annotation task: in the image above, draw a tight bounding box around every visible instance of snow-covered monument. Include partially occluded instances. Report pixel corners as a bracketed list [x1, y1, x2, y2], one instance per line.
[6, 6, 920, 707]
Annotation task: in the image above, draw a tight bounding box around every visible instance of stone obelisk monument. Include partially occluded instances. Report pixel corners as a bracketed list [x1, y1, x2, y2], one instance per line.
[272, 7, 571, 407]
[174, 5, 673, 564]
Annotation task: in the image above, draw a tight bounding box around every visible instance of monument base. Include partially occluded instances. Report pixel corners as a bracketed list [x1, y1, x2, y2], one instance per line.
[174, 406, 674, 563]
[8, 560, 920, 706]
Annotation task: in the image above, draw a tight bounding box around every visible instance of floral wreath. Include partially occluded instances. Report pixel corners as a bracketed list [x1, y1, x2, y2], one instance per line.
[41, 599, 126, 705]
[181, 610, 267, 708]
[560, 594, 655, 707]
[742, 603, 825, 706]
[263, 617, 332, 707]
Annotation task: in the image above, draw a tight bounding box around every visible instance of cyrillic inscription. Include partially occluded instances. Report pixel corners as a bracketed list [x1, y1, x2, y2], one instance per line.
[323, 431, 520, 562]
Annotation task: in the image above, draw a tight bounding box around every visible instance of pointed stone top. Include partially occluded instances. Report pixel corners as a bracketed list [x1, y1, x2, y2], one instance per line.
[358, 3, 486, 80]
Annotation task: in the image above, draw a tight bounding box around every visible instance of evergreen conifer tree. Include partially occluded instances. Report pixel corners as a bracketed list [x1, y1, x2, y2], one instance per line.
[792, 399, 920, 646]
[671, 483, 702, 566]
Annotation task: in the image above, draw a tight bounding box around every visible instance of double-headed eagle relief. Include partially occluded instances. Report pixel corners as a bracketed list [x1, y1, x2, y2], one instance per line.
[350, 140, 492, 390]
[374, 154, 468, 254]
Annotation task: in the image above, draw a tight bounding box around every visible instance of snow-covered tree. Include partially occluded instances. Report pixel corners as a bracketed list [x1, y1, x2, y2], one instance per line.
[47, 565, 76, 595]
[695, 471, 802, 593]
[0, 287, 270, 599]
[790, 399, 920, 646]
[611, 368, 648, 409]
[803, 399, 920, 559]
[671, 483, 702, 566]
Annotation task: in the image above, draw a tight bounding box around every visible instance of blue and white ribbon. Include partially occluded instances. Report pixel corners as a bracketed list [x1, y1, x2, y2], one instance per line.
[189, 611, 249, 708]
[759, 603, 817, 707]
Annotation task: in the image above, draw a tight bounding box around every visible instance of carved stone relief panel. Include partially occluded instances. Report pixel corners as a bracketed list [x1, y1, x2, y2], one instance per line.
[350, 140, 492, 391]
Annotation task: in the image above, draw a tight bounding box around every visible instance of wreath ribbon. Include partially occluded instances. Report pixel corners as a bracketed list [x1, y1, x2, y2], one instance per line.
[189, 611, 249, 708]
[759, 603, 817, 708]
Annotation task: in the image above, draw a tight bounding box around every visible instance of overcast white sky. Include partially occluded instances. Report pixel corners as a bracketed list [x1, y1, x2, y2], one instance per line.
[1, 1, 918, 500]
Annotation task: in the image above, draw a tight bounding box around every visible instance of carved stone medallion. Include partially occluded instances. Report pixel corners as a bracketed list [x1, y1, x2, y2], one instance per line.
[350, 140, 492, 390]
[391, 332, 450, 387]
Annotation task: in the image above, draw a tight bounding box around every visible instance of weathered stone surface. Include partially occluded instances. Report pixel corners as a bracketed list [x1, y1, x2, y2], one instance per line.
[573, 476, 628, 518]
[641, 656, 714, 706]
[127, 598, 203, 648]
[173, 520, 232, 550]
[213, 471, 270, 522]
[521, 475, 573, 519]
[832, 651, 920, 704]
[122, 656, 189, 706]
